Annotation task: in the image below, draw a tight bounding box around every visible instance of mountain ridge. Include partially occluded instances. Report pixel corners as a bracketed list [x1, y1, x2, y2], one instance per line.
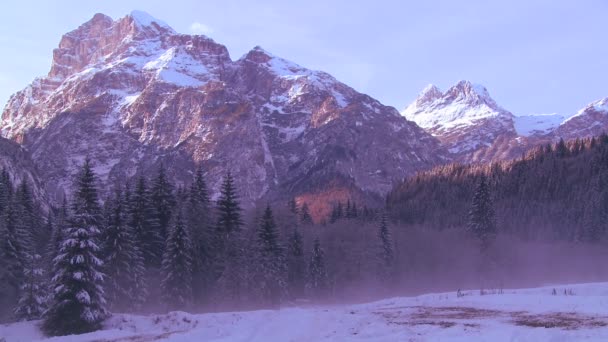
[0, 11, 444, 219]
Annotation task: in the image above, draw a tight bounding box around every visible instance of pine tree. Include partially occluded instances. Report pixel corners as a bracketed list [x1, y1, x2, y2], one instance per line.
[15, 181, 42, 251]
[216, 172, 243, 237]
[150, 164, 175, 243]
[215, 172, 243, 278]
[187, 167, 212, 305]
[14, 253, 47, 321]
[287, 227, 306, 299]
[287, 198, 299, 215]
[306, 238, 328, 299]
[377, 213, 394, 281]
[160, 209, 194, 310]
[0, 200, 26, 313]
[43, 159, 108, 336]
[128, 176, 163, 267]
[102, 190, 147, 311]
[468, 175, 497, 252]
[299, 203, 313, 225]
[0, 168, 12, 215]
[254, 205, 287, 306]
[47, 197, 69, 268]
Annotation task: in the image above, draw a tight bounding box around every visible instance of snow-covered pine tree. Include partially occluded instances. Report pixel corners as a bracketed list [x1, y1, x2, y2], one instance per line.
[468, 175, 497, 252]
[377, 212, 395, 282]
[14, 253, 47, 321]
[43, 159, 108, 336]
[306, 238, 329, 299]
[254, 205, 287, 306]
[187, 167, 212, 306]
[151, 164, 176, 243]
[102, 190, 147, 312]
[287, 227, 306, 299]
[128, 176, 163, 267]
[299, 203, 313, 225]
[160, 208, 194, 310]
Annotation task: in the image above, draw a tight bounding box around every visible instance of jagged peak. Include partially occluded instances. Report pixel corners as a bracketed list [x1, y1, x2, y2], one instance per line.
[402, 80, 512, 130]
[445, 80, 492, 102]
[413, 84, 443, 106]
[125, 10, 176, 34]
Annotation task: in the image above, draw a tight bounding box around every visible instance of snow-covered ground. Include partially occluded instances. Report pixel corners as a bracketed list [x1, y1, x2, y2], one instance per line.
[3, 282, 608, 341]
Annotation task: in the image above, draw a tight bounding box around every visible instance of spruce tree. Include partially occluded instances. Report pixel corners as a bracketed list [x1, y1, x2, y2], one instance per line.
[377, 213, 395, 281]
[287, 227, 306, 299]
[306, 238, 329, 299]
[215, 172, 243, 275]
[102, 190, 147, 311]
[160, 209, 194, 310]
[43, 159, 108, 336]
[15, 181, 42, 251]
[187, 167, 212, 305]
[150, 164, 175, 242]
[128, 176, 163, 267]
[254, 205, 287, 305]
[468, 175, 497, 252]
[0, 200, 26, 313]
[299, 203, 313, 225]
[0, 168, 12, 215]
[14, 253, 47, 321]
[47, 197, 69, 268]
[287, 198, 299, 215]
[216, 172, 243, 237]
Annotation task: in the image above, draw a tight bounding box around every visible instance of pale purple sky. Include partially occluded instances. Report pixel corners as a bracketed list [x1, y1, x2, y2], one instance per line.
[1, 0, 606, 116]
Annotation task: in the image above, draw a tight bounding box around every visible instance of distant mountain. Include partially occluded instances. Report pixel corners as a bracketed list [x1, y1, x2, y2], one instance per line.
[402, 81, 521, 161]
[554, 98, 608, 141]
[0, 11, 444, 218]
[403, 81, 608, 162]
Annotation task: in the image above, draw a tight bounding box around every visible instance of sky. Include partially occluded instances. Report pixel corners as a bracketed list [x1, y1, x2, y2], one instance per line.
[0, 0, 607, 116]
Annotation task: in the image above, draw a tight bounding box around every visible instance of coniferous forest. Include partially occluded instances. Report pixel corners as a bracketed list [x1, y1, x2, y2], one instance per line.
[1, 135, 608, 336]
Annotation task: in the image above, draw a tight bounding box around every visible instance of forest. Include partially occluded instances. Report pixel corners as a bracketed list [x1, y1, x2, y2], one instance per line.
[1, 134, 608, 336]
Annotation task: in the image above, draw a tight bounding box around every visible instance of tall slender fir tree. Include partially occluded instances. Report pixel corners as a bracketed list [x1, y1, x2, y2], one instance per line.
[43, 159, 108, 336]
[160, 208, 194, 310]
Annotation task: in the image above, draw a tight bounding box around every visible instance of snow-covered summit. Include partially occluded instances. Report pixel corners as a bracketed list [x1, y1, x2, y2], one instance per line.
[0, 10, 442, 211]
[402, 80, 512, 131]
[128, 10, 175, 33]
[563, 97, 608, 124]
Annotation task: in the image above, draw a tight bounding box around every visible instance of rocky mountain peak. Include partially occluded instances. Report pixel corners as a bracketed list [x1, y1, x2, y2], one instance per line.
[413, 84, 443, 107]
[0, 11, 445, 219]
[444, 80, 497, 108]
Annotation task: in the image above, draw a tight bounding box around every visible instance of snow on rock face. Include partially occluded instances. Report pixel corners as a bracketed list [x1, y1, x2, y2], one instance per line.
[403, 81, 508, 131]
[513, 113, 566, 136]
[554, 97, 608, 141]
[402, 81, 517, 161]
[0, 12, 444, 210]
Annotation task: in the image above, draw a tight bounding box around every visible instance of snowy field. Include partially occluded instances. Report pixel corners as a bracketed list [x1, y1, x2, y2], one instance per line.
[3, 282, 608, 341]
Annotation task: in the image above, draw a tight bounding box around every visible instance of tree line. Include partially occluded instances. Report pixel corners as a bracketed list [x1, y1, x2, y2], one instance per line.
[0, 160, 396, 336]
[387, 135, 608, 243]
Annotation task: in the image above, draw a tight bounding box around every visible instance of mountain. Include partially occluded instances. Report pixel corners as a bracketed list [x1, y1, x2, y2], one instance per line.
[0, 11, 444, 218]
[554, 98, 608, 141]
[403, 81, 608, 162]
[402, 81, 522, 161]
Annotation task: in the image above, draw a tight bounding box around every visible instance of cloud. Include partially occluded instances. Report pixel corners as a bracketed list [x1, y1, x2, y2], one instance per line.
[189, 22, 214, 35]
